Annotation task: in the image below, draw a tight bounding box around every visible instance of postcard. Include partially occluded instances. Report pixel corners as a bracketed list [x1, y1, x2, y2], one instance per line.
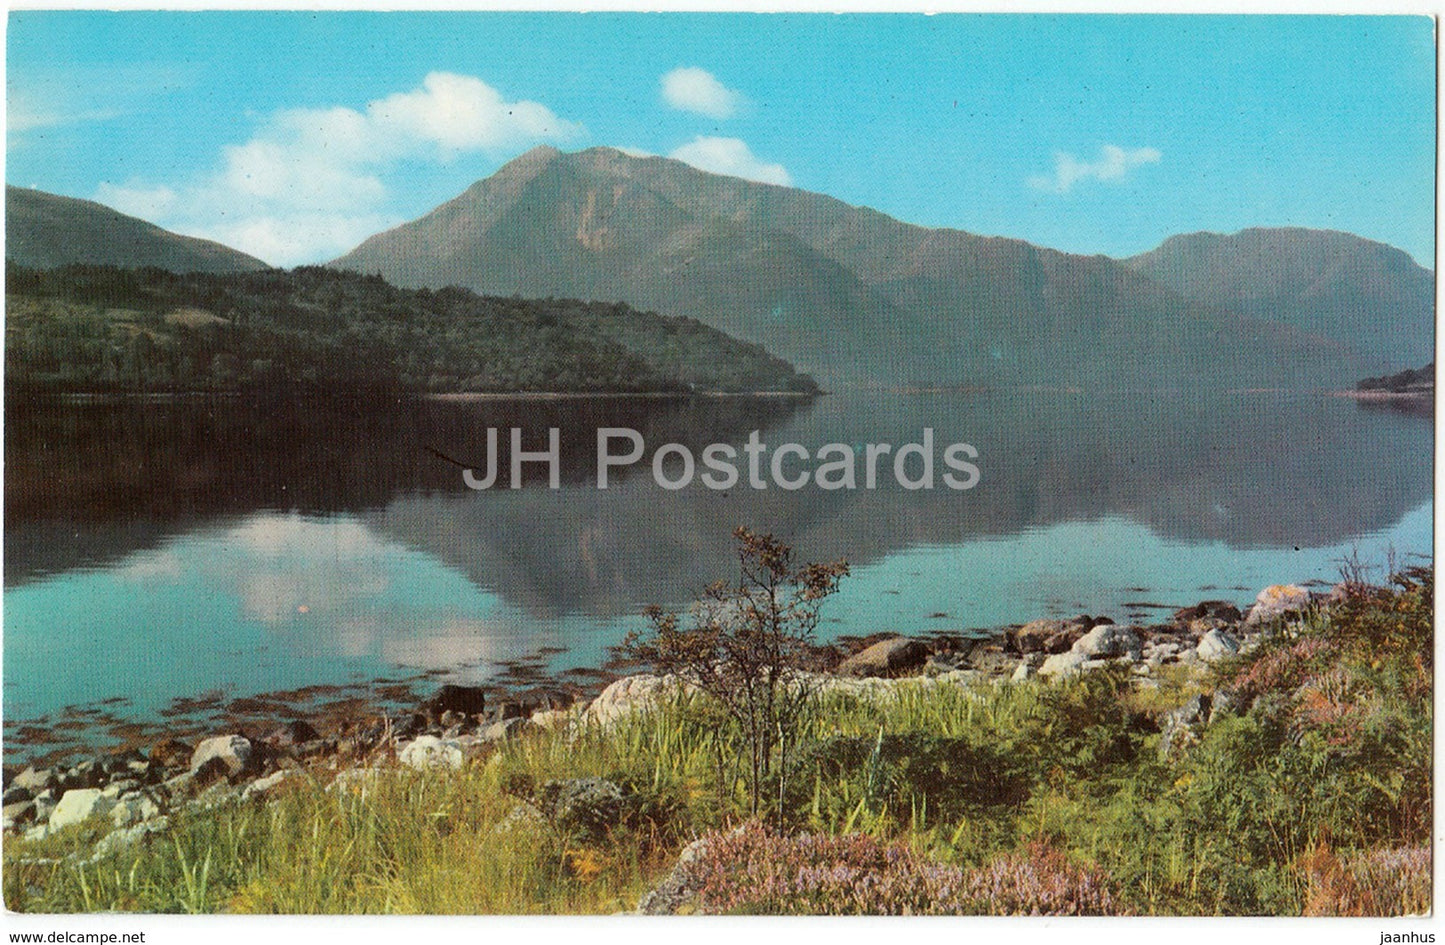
[1, 7, 1434, 930]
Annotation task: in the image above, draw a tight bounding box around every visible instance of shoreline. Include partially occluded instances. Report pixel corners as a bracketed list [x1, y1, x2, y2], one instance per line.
[1, 574, 1351, 841]
[1330, 387, 1434, 402]
[9, 388, 822, 406]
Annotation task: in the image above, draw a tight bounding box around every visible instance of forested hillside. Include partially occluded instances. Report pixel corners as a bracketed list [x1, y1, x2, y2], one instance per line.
[4, 264, 817, 396]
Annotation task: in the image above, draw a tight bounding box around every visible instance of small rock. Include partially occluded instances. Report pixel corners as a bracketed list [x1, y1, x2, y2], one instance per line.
[480, 717, 535, 743]
[637, 834, 716, 915]
[3, 785, 34, 806]
[294, 739, 332, 761]
[1187, 616, 1231, 637]
[109, 792, 162, 828]
[265, 720, 321, 747]
[488, 800, 548, 839]
[1196, 628, 1241, 662]
[1071, 624, 1142, 660]
[1159, 694, 1213, 759]
[1172, 601, 1243, 627]
[517, 688, 577, 714]
[9, 766, 55, 794]
[439, 709, 472, 730]
[425, 684, 487, 717]
[836, 637, 931, 677]
[923, 652, 970, 677]
[586, 674, 688, 725]
[68, 760, 103, 789]
[530, 708, 577, 730]
[1042, 626, 1087, 654]
[241, 770, 291, 801]
[160, 770, 197, 799]
[100, 778, 140, 800]
[149, 738, 195, 770]
[3, 800, 37, 831]
[189, 735, 253, 779]
[1208, 690, 1238, 724]
[542, 777, 626, 840]
[91, 816, 170, 860]
[1038, 650, 1088, 679]
[1009, 619, 1070, 654]
[398, 735, 465, 771]
[1244, 585, 1313, 628]
[49, 788, 117, 830]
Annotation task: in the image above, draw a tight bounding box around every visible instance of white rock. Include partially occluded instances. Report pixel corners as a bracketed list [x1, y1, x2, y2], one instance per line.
[49, 788, 117, 830]
[1071, 624, 1142, 660]
[1244, 584, 1313, 628]
[90, 816, 170, 861]
[481, 717, 535, 742]
[109, 792, 161, 828]
[189, 735, 253, 777]
[241, 771, 290, 801]
[32, 790, 56, 822]
[531, 707, 581, 730]
[1197, 628, 1241, 662]
[1039, 651, 1088, 679]
[585, 674, 688, 725]
[398, 735, 465, 771]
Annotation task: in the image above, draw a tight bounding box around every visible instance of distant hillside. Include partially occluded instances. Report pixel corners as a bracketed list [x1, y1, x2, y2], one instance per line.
[6, 186, 267, 274]
[331, 146, 1391, 389]
[4, 264, 816, 396]
[1124, 228, 1434, 371]
[1357, 362, 1433, 393]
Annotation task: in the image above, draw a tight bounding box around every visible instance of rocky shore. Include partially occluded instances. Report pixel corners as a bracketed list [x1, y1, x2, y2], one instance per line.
[1, 581, 1333, 862]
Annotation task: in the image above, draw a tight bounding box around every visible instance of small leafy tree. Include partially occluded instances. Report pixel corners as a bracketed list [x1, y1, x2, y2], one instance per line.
[627, 526, 848, 819]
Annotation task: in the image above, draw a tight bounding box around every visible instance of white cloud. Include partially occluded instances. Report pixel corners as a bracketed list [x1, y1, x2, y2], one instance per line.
[660, 67, 743, 119]
[1029, 144, 1162, 194]
[669, 136, 791, 186]
[8, 94, 120, 133]
[95, 182, 178, 221]
[93, 72, 583, 265]
[8, 64, 192, 136]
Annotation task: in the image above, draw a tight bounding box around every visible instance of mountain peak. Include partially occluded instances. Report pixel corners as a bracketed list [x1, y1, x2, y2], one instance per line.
[329, 151, 1428, 386]
[1124, 225, 1433, 369]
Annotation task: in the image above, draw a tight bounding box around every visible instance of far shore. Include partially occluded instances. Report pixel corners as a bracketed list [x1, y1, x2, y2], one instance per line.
[1330, 387, 1434, 402]
[428, 389, 819, 402]
[7, 387, 822, 406]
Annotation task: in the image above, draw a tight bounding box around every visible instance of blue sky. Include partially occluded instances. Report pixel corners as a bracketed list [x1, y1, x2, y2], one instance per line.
[7, 12, 1436, 268]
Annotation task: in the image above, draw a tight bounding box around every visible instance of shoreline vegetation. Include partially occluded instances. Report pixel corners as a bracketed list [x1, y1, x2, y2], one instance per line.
[2, 538, 1430, 917]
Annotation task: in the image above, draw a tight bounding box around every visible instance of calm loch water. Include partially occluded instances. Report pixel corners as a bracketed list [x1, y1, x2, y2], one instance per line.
[3, 390, 1432, 759]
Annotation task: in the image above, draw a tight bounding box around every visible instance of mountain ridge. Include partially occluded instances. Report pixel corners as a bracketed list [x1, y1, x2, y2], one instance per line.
[332, 146, 1428, 388]
[6, 186, 268, 274]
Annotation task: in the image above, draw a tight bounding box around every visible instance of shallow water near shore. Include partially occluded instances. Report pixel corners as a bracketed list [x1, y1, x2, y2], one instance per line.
[3, 389, 1432, 762]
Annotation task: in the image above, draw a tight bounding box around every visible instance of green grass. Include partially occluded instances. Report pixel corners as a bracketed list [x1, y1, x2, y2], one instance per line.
[5, 569, 1431, 915]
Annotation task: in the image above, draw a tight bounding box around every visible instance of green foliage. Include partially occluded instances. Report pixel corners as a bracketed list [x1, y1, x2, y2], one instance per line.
[4, 263, 818, 395]
[627, 527, 849, 820]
